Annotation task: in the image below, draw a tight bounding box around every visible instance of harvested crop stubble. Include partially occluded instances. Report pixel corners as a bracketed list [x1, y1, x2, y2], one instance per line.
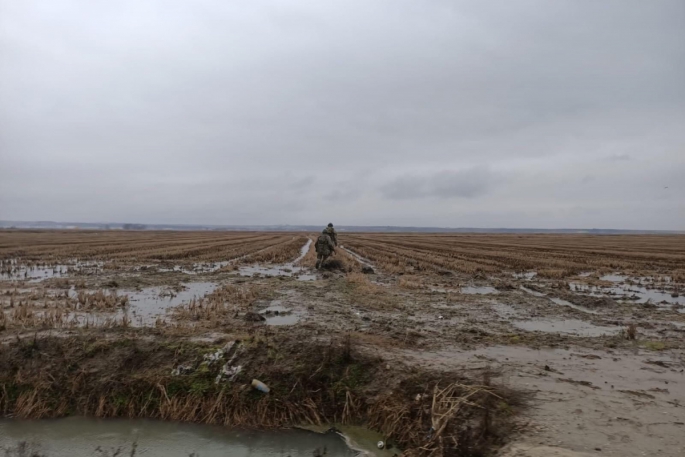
[172, 284, 260, 323]
[0, 231, 294, 264]
[238, 236, 309, 265]
[344, 233, 685, 279]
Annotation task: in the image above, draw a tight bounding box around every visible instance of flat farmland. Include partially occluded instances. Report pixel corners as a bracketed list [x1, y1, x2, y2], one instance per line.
[1, 230, 684, 456]
[343, 233, 685, 279]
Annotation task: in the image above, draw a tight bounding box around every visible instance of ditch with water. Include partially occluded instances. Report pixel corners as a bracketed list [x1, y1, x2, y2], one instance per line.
[0, 417, 360, 457]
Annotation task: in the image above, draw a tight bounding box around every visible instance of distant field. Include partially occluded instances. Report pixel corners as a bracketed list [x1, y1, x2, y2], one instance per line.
[1, 230, 683, 281]
[0, 230, 308, 264]
[344, 233, 685, 279]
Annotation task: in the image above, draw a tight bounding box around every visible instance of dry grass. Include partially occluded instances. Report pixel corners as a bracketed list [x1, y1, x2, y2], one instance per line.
[0, 334, 523, 457]
[0, 230, 297, 268]
[237, 236, 309, 265]
[172, 284, 260, 324]
[398, 275, 425, 290]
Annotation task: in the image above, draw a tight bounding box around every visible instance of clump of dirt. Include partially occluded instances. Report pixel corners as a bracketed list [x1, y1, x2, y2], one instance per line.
[320, 259, 347, 272]
[361, 266, 375, 275]
[0, 332, 524, 456]
[563, 294, 618, 309]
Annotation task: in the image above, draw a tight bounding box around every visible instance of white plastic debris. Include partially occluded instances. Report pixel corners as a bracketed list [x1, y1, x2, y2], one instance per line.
[251, 379, 270, 393]
[221, 364, 242, 381]
[203, 348, 224, 364]
[171, 365, 193, 376]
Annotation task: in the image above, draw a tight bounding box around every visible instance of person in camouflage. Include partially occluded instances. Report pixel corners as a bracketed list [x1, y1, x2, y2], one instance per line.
[324, 222, 338, 246]
[315, 228, 336, 269]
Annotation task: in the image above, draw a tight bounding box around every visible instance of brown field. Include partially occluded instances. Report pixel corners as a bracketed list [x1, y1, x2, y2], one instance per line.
[1, 229, 685, 456]
[343, 233, 685, 279]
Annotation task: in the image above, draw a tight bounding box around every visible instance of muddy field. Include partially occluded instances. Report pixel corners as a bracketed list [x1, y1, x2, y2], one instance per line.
[1, 230, 684, 456]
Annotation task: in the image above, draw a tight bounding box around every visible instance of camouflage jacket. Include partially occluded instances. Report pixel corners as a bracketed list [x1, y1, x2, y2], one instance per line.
[324, 227, 338, 246]
[315, 234, 335, 254]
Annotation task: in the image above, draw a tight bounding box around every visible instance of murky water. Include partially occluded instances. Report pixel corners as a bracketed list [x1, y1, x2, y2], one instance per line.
[461, 286, 499, 295]
[123, 282, 218, 325]
[0, 265, 68, 281]
[513, 271, 537, 280]
[159, 261, 232, 275]
[549, 297, 598, 314]
[492, 303, 521, 318]
[513, 318, 619, 336]
[0, 417, 356, 457]
[520, 286, 546, 297]
[0, 260, 105, 282]
[238, 240, 315, 281]
[341, 247, 374, 268]
[259, 302, 303, 326]
[600, 273, 627, 283]
[570, 282, 685, 306]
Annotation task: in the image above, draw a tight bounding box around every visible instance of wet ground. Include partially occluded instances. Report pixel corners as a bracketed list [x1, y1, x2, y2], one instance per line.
[1, 242, 685, 456]
[0, 417, 356, 457]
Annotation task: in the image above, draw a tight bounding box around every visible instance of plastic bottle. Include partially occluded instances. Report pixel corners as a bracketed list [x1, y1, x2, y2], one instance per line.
[251, 379, 270, 393]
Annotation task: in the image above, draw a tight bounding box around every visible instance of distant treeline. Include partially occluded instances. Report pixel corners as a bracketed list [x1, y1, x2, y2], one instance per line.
[122, 224, 147, 230]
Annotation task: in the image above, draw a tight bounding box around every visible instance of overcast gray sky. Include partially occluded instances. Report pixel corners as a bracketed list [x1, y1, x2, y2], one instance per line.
[1, 0, 683, 229]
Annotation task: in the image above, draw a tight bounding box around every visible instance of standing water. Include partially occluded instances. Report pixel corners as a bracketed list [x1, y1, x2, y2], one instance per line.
[238, 239, 316, 281]
[0, 417, 357, 457]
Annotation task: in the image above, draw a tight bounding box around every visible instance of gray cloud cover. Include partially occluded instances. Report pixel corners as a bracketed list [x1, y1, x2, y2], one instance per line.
[1, 0, 683, 229]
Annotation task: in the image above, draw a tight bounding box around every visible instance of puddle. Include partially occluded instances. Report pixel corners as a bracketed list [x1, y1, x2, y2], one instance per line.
[341, 247, 374, 268]
[461, 286, 499, 295]
[512, 318, 620, 336]
[0, 260, 105, 282]
[297, 273, 317, 281]
[159, 261, 233, 275]
[600, 273, 627, 283]
[0, 265, 69, 281]
[238, 240, 315, 281]
[549, 297, 598, 314]
[570, 282, 685, 306]
[513, 271, 537, 280]
[520, 286, 546, 297]
[123, 282, 218, 325]
[492, 303, 521, 319]
[259, 302, 303, 326]
[0, 417, 356, 457]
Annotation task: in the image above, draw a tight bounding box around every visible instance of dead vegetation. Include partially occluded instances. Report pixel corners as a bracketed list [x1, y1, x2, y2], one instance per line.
[344, 233, 685, 279]
[172, 284, 260, 324]
[0, 230, 298, 269]
[0, 333, 523, 456]
[237, 236, 308, 265]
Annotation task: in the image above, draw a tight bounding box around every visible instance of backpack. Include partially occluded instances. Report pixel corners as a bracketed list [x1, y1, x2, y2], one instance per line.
[315, 234, 331, 253]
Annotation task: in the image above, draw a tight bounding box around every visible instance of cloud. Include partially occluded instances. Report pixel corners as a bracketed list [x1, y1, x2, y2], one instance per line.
[0, 0, 683, 229]
[380, 167, 495, 200]
[607, 153, 632, 161]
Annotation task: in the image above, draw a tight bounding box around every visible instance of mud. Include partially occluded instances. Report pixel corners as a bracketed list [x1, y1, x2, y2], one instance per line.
[511, 318, 620, 336]
[391, 344, 685, 456]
